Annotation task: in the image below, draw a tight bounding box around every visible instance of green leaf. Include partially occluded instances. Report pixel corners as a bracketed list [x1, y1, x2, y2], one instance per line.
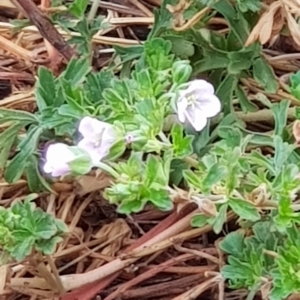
[276, 195, 294, 229]
[192, 31, 229, 73]
[148, 0, 173, 39]
[57, 104, 84, 119]
[202, 163, 228, 194]
[0, 108, 39, 124]
[270, 286, 290, 300]
[165, 35, 195, 58]
[134, 69, 154, 98]
[216, 74, 237, 114]
[235, 85, 258, 112]
[111, 79, 133, 106]
[290, 85, 300, 100]
[103, 88, 128, 112]
[5, 127, 43, 183]
[147, 189, 173, 211]
[25, 155, 54, 193]
[170, 159, 188, 186]
[221, 257, 256, 286]
[69, 0, 89, 18]
[13, 228, 33, 240]
[0, 123, 23, 145]
[218, 127, 243, 148]
[85, 70, 113, 103]
[144, 38, 173, 70]
[273, 136, 294, 174]
[227, 49, 254, 74]
[59, 79, 89, 114]
[68, 151, 93, 175]
[193, 52, 229, 73]
[145, 155, 169, 187]
[3, 198, 68, 260]
[171, 124, 194, 158]
[0, 123, 22, 169]
[25, 158, 44, 192]
[60, 58, 91, 86]
[0, 135, 15, 169]
[271, 100, 290, 136]
[212, 204, 228, 234]
[34, 212, 57, 239]
[107, 140, 126, 161]
[213, 0, 249, 45]
[229, 197, 260, 221]
[191, 214, 209, 227]
[118, 200, 146, 214]
[35, 67, 58, 110]
[10, 19, 32, 30]
[237, 0, 261, 12]
[248, 150, 276, 173]
[10, 237, 35, 261]
[219, 231, 245, 258]
[290, 71, 300, 89]
[55, 219, 69, 233]
[114, 45, 144, 66]
[35, 236, 63, 255]
[253, 57, 278, 93]
[183, 169, 202, 190]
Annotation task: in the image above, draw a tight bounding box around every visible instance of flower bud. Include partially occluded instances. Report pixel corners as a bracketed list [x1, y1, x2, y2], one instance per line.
[172, 60, 192, 85]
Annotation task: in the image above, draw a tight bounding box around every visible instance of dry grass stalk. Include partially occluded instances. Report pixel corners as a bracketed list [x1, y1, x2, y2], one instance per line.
[171, 273, 223, 300]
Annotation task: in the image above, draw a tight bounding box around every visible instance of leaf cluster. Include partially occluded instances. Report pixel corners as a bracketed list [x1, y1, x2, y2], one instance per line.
[220, 221, 300, 300]
[0, 195, 68, 262]
[1, 37, 194, 197]
[105, 152, 172, 214]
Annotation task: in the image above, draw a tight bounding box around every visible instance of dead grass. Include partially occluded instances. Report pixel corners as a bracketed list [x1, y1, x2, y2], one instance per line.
[1, 0, 300, 299]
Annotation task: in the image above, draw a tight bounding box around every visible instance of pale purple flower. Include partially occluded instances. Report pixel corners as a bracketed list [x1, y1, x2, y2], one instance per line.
[176, 80, 221, 131]
[43, 143, 75, 177]
[77, 116, 116, 163]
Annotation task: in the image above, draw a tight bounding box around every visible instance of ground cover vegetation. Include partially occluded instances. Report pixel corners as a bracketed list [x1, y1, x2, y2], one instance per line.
[1, 0, 300, 299]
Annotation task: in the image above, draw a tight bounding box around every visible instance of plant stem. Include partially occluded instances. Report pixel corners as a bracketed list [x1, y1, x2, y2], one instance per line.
[183, 156, 199, 168]
[263, 249, 279, 258]
[88, 0, 100, 21]
[245, 282, 261, 300]
[94, 162, 119, 178]
[46, 255, 65, 295]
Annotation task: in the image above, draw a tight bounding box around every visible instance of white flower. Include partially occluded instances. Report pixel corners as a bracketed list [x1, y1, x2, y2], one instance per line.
[77, 116, 116, 163]
[176, 80, 221, 131]
[43, 143, 94, 177]
[43, 143, 75, 177]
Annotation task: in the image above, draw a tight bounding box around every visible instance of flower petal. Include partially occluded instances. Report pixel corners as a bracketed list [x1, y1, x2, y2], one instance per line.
[185, 106, 208, 131]
[186, 79, 215, 95]
[43, 143, 74, 177]
[77, 139, 95, 154]
[101, 125, 117, 145]
[78, 139, 109, 163]
[43, 161, 54, 173]
[177, 96, 188, 123]
[50, 164, 71, 177]
[46, 143, 75, 164]
[195, 94, 221, 118]
[79, 116, 113, 141]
